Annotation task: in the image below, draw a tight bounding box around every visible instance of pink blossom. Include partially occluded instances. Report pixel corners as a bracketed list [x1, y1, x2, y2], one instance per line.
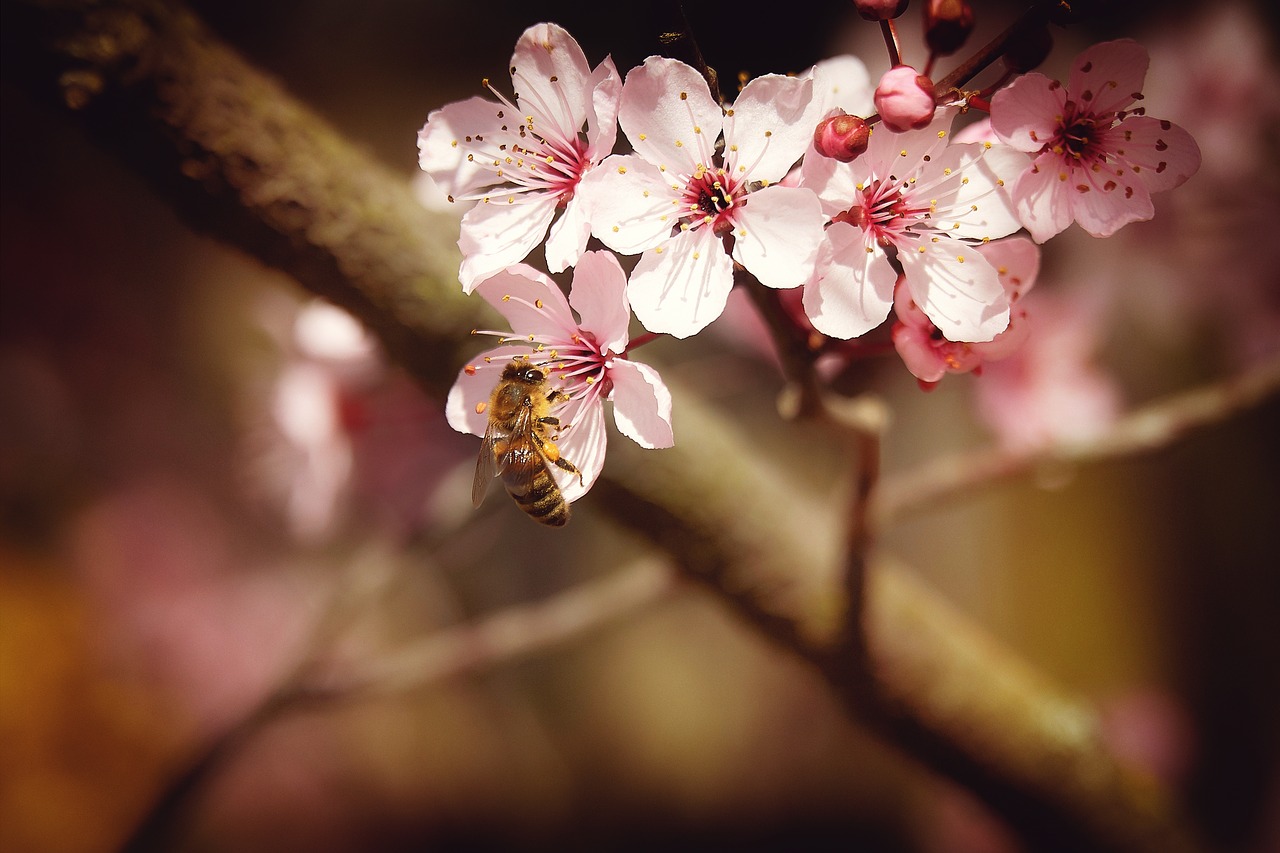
[416, 24, 621, 290]
[578, 57, 825, 338]
[446, 252, 674, 502]
[801, 108, 1029, 342]
[892, 236, 1040, 386]
[874, 66, 937, 132]
[989, 39, 1201, 242]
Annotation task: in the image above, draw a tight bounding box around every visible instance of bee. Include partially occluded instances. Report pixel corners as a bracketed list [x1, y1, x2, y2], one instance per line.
[473, 358, 583, 526]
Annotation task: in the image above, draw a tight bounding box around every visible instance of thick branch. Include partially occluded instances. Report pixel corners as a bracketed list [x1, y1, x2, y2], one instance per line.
[5, 2, 1209, 850]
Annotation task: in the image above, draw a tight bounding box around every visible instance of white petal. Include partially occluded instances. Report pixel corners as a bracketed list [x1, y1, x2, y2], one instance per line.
[417, 96, 510, 198]
[578, 154, 680, 254]
[900, 240, 1010, 342]
[457, 195, 558, 291]
[803, 222, 895, 339]
[585, 55, 623, 158]
[511, 24, 592, 147]
[556, 398, 606, 502]
[866, 107, 957, 180]
[474, 264, 577, 337]
[731, 185, 824, 289]
[569, 250, 631, 354]
[628, 228, 734, 338]
[724, 73, 817, 182]
[609, 359, 674, 449]
[619, 57, 723, 174]
[809, 55, 874, 117]
[544, 193, 590, 273]
[929, 143, 1028, 240]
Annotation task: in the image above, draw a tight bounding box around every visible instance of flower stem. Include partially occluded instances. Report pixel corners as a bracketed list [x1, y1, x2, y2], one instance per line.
[880, 19, 903, 67]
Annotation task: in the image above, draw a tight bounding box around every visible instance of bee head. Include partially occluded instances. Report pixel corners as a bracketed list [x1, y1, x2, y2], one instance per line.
[502, 359, 547, 385]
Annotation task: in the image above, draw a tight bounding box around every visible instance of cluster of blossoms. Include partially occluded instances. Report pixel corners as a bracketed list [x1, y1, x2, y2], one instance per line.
[418, 7, 1200, 513]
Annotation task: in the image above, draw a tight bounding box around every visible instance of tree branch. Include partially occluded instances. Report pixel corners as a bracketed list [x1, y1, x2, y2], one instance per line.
[4, 2, 1217, 850]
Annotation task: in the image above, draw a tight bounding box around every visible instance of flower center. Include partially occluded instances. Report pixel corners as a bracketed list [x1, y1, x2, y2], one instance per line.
[680, 166, 741, 236]
[834, 179, 924, 248]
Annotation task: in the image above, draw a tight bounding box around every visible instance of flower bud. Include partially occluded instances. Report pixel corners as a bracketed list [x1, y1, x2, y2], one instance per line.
[853, 0, 909, 21]
[1002, 23, 1053, 73]
[813, 112, 871, 162]
[874, 66, 936, 132]
[924, 0, 975, 56]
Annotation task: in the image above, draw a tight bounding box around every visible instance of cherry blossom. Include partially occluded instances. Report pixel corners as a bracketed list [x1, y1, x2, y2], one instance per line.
[417, 24, 621, 291]
[892, 236, 1040, 386]
[989, 38, 1201, 242]
[578, 57, 825, 338]
[800, 107, 1029, 342]
[446, 251, 674, 502]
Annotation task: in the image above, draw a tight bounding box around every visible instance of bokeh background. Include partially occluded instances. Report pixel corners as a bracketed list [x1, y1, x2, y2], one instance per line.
[2, 0, 1279, 850]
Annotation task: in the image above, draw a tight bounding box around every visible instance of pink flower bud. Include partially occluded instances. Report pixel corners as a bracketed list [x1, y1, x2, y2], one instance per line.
[813, 112, 871, 162]
[874, 66, 936, 132]
[924, 0, 975, 56]
[853, 0, 909, 21]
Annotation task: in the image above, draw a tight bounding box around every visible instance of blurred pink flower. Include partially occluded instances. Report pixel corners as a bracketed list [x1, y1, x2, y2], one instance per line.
[446, 252, 674, 502]
[417, 23, 622, 290]
[991, 39, 1201, 242]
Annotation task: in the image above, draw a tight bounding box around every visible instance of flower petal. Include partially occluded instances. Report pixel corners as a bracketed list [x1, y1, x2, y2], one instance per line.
[473, 264, 578, 337]
[555, 396, 606, 503]
[990, 73, 1067, 154]
[445, 345, 532, 437]
[803, 222, 895, 339]
[900, 239, 1010, 342]
[457, 195, 559, 291]
[544, 193, 591, 274]
[810, 55, 874, 117]
[578, 154, 680, 254]
[417, 95, 510, 198]
[731, 185, 825, 288]
[585, 55, 623, 159]
[1112, 115, 1201, 193]
[569, 250, 631, 354]
[511, 23, 592, 146]
[608, 359, 675, 449]
[628, 227, 734, 338]
[1068, 39, 1148, 117]
[724, 73, 817, 182]
[975, 235, 1041, 300]
[1010, 152, 1079, 242]
[1067, 157, 1153, 238]
[619, 56, 723, 174]
[929, 143, 1028, 240]
[866, 107, 958, 178]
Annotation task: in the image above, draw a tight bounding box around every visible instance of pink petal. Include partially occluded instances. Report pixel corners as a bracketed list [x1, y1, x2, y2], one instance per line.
[731, 185, 825, 288]
[1111, 115, 1201, 193]
[990, 73, 1067, 154]
[1066, 157, 1154, 238]
[544, 193, 591, 274]
[975, 236, 1041, 299]
[569, 250, 631, 354]
[619, 57, 723, 174]
[457, 195, 559, 291]
[1068, 39, 1148, 117]
[803, 222, 895, 339]
[900, 240, 1010, 342]
[585, 55, 623, 159]
[627, 228, 734, 338]
[511, 24, 592, 147]
[725, 73, 818, 182]
[891, 322, 949, 383]
[608, 359, 675, 449]
[1011, 153, 1079, 243]
[952, 116, 996, 145]
[417, 96, 511, 198]
[578, 154, 678, 254]
[445, 345, 532, 437]
[556, 398, 606, 502]
[473, 264, 577, 336]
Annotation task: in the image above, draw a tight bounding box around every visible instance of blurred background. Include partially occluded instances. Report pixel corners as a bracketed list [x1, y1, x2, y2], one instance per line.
[2, 0, 1278, 850]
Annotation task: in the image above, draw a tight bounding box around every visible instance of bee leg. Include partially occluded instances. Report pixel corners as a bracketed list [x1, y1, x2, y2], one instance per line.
[552, 455, 585, 487]
[546, 389, 570, 405]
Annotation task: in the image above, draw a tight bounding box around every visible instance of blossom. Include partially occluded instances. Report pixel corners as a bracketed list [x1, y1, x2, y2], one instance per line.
[800, 107, 1029, 342]
[578, 57, 825, 338]
[989, 38, 1201, 242]
[417, 24, 621, 290]
[446, 251, 674, 502]
[874, 66, 937, 132]
[892, 236, 1039, 386]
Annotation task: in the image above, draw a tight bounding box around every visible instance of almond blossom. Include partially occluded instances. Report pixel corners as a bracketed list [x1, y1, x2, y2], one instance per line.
[892, 235, 1040, 386]
[446, 251, 674, 502]
[989, 39, 1201, 242]
[800, 107, 1029, 342]
[578, 57, 825, 338]
[416, 24, 621, 291]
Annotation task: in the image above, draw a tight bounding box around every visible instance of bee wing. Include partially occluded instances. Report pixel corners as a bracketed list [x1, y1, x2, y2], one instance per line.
[472, 422, 505, 508]
[497, 404, 546, 500]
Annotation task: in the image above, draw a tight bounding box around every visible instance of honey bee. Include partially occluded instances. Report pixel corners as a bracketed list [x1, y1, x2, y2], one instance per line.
[473, 358, 583, 526]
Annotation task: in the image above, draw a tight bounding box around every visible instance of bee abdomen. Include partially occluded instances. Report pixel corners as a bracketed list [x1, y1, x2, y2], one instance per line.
[513, 470, 570, 527]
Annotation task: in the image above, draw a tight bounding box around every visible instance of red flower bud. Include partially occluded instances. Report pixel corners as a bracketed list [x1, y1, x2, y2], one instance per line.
[924, 0, 976, 56]
[874, 66, 936, 132]
[813, 112, 871, 162]
[853, 0, 909, 21]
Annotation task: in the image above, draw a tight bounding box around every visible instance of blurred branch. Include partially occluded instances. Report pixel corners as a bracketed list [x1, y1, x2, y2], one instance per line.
[877, 353, 1280, 526]
[4, 1, 1210, 851]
